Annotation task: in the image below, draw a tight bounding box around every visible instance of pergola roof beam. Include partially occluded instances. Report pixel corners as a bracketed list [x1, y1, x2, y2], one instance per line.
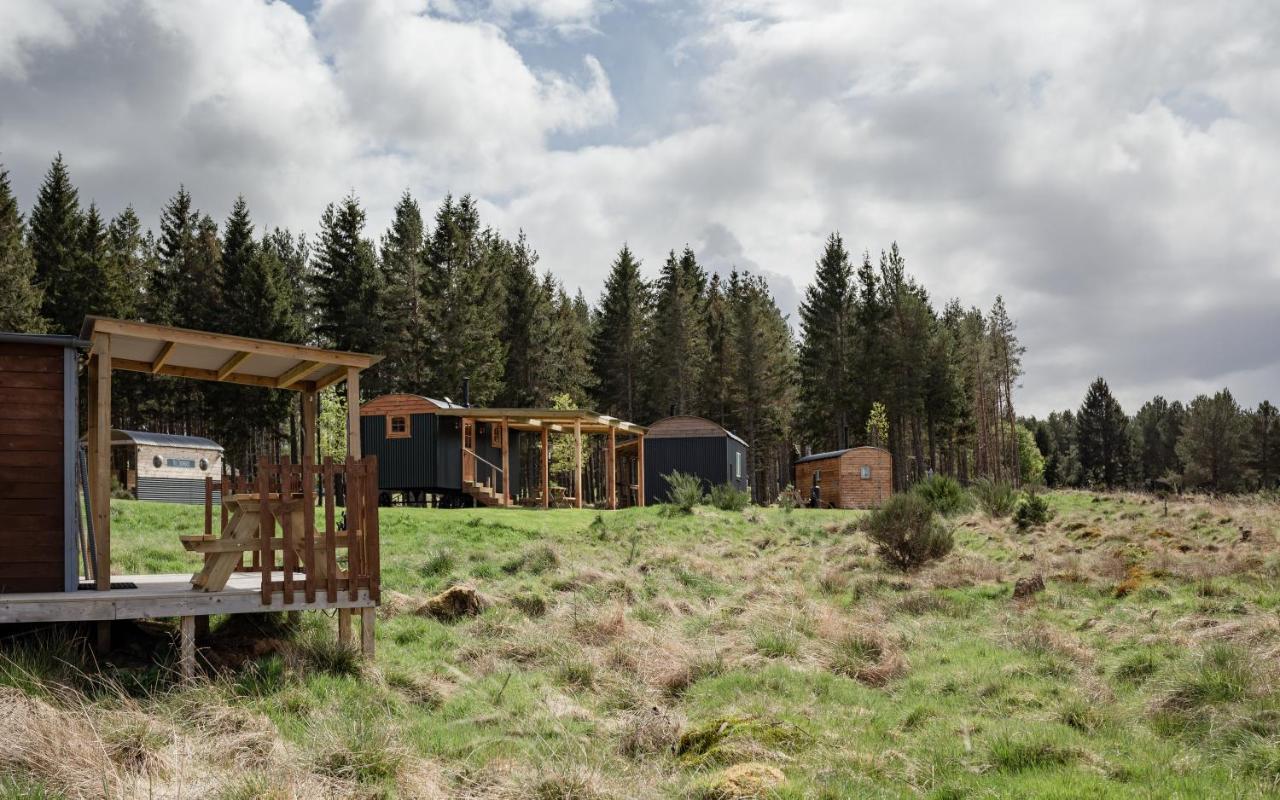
[216, 351, 251, 381]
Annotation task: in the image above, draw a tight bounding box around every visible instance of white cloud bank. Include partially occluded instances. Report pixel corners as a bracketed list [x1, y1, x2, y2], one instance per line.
[0, 0, 1277, 415]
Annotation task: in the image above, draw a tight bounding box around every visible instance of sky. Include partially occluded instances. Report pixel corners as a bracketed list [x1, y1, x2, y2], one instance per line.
[1, 0, 1277, 417]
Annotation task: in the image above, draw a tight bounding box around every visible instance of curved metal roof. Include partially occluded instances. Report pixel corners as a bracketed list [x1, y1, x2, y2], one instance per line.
[647, 415, 748, 447]
[110, 429, 223, 450]
[795, 446, 889, 464]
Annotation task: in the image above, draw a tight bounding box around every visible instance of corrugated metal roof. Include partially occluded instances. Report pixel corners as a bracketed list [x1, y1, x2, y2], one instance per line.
[111, 429, 223, 450]
[795, 446, 890, 464]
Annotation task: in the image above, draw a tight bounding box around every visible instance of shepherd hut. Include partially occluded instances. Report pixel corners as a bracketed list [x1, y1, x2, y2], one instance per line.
[643, 415, 749, 505]
[106, 430, 224, 504]
[794, 447, 892, 509]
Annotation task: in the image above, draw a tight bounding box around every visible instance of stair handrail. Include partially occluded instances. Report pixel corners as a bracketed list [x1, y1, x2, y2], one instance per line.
[461, 446, 504, 477]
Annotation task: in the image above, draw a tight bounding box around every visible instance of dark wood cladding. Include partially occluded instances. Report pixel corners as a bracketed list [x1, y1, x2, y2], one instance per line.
[0, 339, 68, 592]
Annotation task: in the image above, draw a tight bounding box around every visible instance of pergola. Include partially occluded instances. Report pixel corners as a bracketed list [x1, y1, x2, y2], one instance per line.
[78, 317, 384, 660]
[433, 407, 646, 508]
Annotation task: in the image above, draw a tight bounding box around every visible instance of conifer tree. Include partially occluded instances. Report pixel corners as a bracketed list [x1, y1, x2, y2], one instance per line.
[28, 154, 83, 333]
[797, 233, 855, 450]
[0, 166, 45, 332]
[646, 247, 710, 418]
[1177, 389, 1250, 492]
[378, 191, 427, 394]
[1131, 396, 1184, 487]
[104, 207, 150, 320]
[74, 203, 110, 318]
[497, 231, 551, 406]
[262, 228, 310, 343]
[1076, 377, 1129, 488]
[701, 274, 735, 425]
[590, 245, 649, 420]
[149, 186, 199, 325]
[1251, 400, 1278, 489]
[313, 194, 381, 356]
[542, 284, 594, 404]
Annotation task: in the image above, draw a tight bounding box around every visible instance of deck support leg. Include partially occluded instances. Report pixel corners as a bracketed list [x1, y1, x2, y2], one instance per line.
[338, 607, 352, 647]
[360, 606, 375, 657]
[95, 621, 111, 655]
[179, 615, 196, 682]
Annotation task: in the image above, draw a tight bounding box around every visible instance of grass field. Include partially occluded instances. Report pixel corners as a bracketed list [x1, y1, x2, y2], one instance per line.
[2, 491, 1280, 798]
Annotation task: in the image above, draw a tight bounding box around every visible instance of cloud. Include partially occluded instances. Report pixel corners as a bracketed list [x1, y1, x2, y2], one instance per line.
[0, 0, 1276, 417]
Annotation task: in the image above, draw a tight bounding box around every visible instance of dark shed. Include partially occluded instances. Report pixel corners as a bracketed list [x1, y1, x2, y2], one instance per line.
[643, 416, 748, 505]
[0, 332, 83, 593]
[360, 394, 465, 503]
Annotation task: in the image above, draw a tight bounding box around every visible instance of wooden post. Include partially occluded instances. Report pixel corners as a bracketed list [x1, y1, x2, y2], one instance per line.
[179, 615, 196, 682]
[573, 419, 583, 509]
[608, 426, 617, 510]
[541, 426, 550, 509]
[637, 434, 646, 508]
[501, 416, 510, 505]
[345, 368, 361, 458]
[338, 608, 352, 647]
[360, 606, 375, 657]
[302, 391, 317, 465]
[92, 335, 112, 590]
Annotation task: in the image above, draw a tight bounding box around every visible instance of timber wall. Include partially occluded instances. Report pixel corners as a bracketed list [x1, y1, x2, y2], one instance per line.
[794, 447, 892, 509]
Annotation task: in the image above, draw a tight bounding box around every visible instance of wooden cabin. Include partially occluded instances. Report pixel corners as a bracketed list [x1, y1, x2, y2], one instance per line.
[794, 447, 892, 509]
[0, 333, 82, 593]
[107, 429, 224, 504]
[0, 318, 384, 678]
[643, 415, 749, 505]
[360, 394, 647, 508]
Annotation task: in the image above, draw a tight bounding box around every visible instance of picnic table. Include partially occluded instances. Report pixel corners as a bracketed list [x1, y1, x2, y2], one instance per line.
[181, 493, 337, 592]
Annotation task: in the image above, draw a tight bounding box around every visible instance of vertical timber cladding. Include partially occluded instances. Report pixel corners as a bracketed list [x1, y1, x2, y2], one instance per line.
[359, 394, 465, 495]
[643, 415, 750, 505]
[793, 447, 893, 509]
[0, 335, 81, 593]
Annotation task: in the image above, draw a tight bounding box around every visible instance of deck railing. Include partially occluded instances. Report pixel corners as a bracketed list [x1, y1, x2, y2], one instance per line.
[203, 456, 380, 606]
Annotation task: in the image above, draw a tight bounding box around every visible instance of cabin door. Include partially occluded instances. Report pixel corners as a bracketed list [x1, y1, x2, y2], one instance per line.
[462, 419, 476, 483]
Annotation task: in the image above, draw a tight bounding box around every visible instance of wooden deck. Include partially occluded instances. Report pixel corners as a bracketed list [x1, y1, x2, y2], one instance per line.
[0, 571, 374, 625]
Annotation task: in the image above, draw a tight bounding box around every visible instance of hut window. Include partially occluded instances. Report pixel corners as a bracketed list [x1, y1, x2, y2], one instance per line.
[490, 422, 502, 448]
[734, 451, 743, 480]
[199, 458, 209, 471]
[387, 415, 409, 439]
[860, 465, 871, 480]
[152, 455, 163, 469]
[166, 458, 196, 468]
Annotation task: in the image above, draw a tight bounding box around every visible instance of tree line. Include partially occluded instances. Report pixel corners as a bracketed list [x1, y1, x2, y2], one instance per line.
[1028, 378, 1278, 494]
[4, 154, 1032, 499]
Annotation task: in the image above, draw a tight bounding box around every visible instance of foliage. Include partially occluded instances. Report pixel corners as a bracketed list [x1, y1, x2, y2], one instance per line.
[708, 483, 751, 511]
[776, 485, 799, 512]
[664, 471, 705, 513]
[911, 474, 972, 516]
[1013, 485, 1054, 530]
[1077, 377, 1129, 489]
[647, 247, 710, 418]
[0, 166, 43, 333]
[1016, 425, 1044, 484]
[590, 245, 649, 421]
[972, 478, 1017, 518]
[796, 233, 855, 451]
[866, 401, 889, 450]
[862, 492, 954, 570]
[1178, 389, 1251, 492]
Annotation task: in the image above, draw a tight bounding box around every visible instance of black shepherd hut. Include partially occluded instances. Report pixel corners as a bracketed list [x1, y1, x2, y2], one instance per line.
[643, 415, 748, 505]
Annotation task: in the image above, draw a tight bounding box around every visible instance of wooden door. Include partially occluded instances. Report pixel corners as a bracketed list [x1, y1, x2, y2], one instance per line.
[462, 419, 475, 483]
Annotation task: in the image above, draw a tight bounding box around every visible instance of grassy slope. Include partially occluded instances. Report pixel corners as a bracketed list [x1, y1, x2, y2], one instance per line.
[5, 492, 1280, 798]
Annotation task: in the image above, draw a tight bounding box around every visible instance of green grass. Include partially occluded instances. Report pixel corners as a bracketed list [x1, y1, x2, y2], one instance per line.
[3, 492, 1279, 797]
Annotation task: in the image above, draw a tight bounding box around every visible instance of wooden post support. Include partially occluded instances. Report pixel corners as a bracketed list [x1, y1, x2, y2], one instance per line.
[346, 368, 361, 459]
[92, 335, 112, 589]
[338, 608, 352, 647]
[574, 419, 583, 509]
[637, 434, 646, 508]
[541, 426, 550, 509]
[302, 391, 318, 465]
[501, 416, 511, 505]
[360, 606, 375, 657]
[179, 615, 196, 682]
[608, 426, 617, 510]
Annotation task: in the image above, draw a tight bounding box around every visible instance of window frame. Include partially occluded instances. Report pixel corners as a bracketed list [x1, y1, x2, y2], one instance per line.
[490, 421, 503, 449]
[387, 414, 411, 439]
[860, 465, 871, 480]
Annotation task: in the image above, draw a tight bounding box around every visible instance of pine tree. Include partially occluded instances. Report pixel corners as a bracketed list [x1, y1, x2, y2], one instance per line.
[797, 233, 855, 450]
[0, 166, 45, 332]
[313, 194, 382, 355]
[378, 191, 428, 394]
[1177, 389, 1250, 492]
[590, 245, 649, 420]
[542, 284, 594, 404]
[1131, 396, 1184, 488]
[646, 247, 710, 418]
[1076, 377, 1129, 489]
[149, 186, 199, 325]
[262, 228, 310, 343]
[1251, 400, 1278, 489]
[28, 154, 83, 333]
[74, 203, 110, 317]
[104, 207, 150, 320]
[497, 231, 551, 406]
[701, 274, 735, 425]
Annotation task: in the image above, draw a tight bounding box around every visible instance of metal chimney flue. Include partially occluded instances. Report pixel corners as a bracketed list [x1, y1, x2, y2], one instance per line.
[462, 377, 471, 408]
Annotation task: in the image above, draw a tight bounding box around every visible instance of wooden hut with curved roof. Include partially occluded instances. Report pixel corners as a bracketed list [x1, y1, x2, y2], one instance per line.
[794, 446, 892, 509]
[643, 415, 748, 505]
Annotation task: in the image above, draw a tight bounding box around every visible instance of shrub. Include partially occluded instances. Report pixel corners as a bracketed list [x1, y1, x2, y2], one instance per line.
[776, 485, 799, 512]
[973, 478, 1017, 518]
[708, 482, 751, 511]
[911, 475, 973, 516]
[664, 471, 705, 513]
[863, 493, 954, 571]
[1014, 486, 1054, 530]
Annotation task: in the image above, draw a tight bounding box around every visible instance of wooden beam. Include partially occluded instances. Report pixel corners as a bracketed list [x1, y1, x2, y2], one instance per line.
[360, 606, 375, 657]
[215, 350, 251, 381]
[346, 367, 361, 458]
[637, 433, 646, 508]
[112, 358, 309, 391]
[150, 340, 176, 374]
[574, 419, 583, 509]
[92, 335, 112, 589]
[179, 615, 196, 681]
[312, 367, 347, 392]
[85, 348, 98, 581]
[302, 391, 317, 465]
[501, 416, 511, 505]
[608, 426, 617, 510]
[541, 426, 550, 509]
[277, 360, 320, 389]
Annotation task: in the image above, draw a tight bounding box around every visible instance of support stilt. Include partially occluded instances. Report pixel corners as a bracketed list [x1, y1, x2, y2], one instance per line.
[360, 606, 375, 657]
[338, 607, 352, 647]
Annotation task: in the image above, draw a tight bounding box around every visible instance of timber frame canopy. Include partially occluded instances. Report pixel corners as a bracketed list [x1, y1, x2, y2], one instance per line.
[79, 316, 382, 391]
[432, 407, 646, 435]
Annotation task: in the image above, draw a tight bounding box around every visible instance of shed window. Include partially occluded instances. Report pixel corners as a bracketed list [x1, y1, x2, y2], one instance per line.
[490, 422, 502, 448]
[860, 465, 871, 480]
[734, 451, 743, 480]
[152, 455, 163, 468]
[199, 458, 209, 471]
[387, 415, 410, 439]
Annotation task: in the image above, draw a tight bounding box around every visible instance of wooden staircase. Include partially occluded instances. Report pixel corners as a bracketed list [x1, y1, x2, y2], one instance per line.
[463, 479, 513, 508]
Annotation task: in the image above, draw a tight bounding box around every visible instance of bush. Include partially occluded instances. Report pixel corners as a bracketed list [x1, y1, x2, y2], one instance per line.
[664, 471, 705, 513]
[863, 493, 954, 571]
[911, 475, 972, 516]
[776, 485, 799, 512]
[1014, 486, 1054, 530]
[973, 478, 1017, 518]
[708, 482, 751, 511]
